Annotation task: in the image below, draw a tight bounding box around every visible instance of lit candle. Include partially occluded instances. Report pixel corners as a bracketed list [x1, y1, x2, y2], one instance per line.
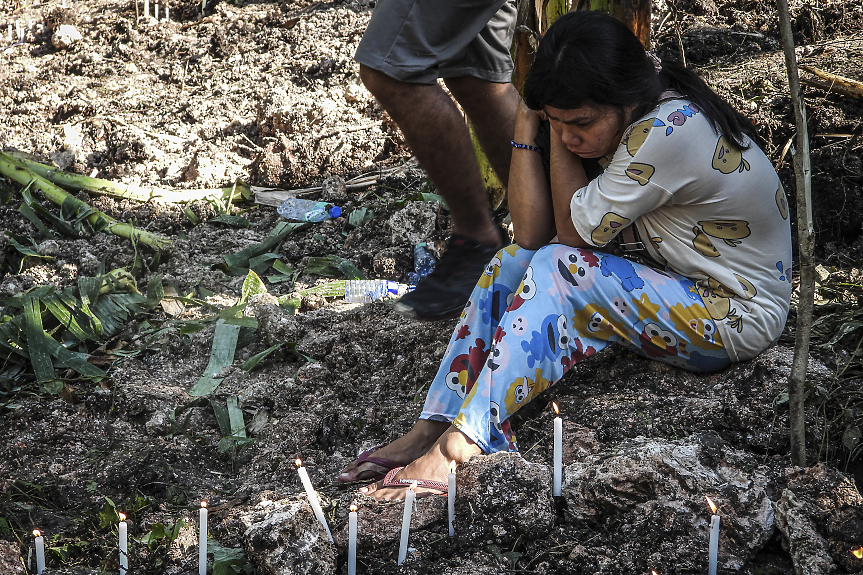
[397, 482, 417, 566]
[347, 504, 358, 575]
[552, 402, 562, 497]
[118, 513, 128, 575]
[154, 0, 159, 20]
[33, 530, 45, 574]
[143, 0, 149, 18]
[706, 496, 720, 575]
[448, 461, 456, 536]
[295, 459, 333, 542]
[852, 546, 863, 559]
[199, 501, 207, 575]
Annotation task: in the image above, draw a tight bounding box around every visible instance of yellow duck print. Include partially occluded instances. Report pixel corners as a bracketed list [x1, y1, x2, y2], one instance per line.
[625, 118, 660, 156]
[572, 304, 627, 341]
[712, 136, 751, 174]
[591, 212, 631, 245]
[625, 162, 656, 186]
[698, 220, 751, 247]
[692, 226, 720, 257]
[699, 284, 743, 332]
[775, 184, 789, 220]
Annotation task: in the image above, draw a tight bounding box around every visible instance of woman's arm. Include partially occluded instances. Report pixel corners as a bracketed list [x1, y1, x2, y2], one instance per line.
[548, 127, 590, 248]
[507, 102, 556, 249]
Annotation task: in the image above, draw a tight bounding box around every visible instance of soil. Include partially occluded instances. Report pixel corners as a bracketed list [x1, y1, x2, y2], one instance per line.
[1, 0, 862, 573]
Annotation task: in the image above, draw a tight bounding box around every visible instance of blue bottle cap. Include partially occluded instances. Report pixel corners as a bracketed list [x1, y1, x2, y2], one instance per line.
[329, 206, 342, 218]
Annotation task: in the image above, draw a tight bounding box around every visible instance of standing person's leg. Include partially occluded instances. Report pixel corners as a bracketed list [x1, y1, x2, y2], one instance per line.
[355, 0, 518, 320]
[363, 245, 732, 499]
[338, 245, 533, 483]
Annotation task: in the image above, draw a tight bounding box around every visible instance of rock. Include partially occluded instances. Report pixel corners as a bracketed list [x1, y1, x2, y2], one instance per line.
[253, 302, 303, 347]
[386, 202, 437, 246]
[454, 451, 555, 547]
[241, 497, 336, 575]
[37, 240, 60, 257]
[144, 411, 171, 436]
[774, 463, 863, 574]
[320, 174, 347, 202]
[51, 24, 82, 49]
[774, 489, 838, 575]
[0, 540, 24, 575]
[562, 434, 775, 573]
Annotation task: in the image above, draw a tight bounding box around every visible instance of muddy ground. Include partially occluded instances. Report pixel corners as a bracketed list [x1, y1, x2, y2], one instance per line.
[1, 0, 863, 572]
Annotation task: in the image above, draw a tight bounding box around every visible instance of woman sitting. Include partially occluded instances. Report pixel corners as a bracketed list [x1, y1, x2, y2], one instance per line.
[339, 10, 792, 499]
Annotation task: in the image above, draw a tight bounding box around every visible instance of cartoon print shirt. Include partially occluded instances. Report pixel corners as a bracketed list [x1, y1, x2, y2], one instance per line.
[569, 99, 792, 361]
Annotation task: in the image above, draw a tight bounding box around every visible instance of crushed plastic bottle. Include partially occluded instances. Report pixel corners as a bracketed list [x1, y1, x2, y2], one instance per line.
[277, 198, 342, 222]
[344, 280, 411, 303]
[406, 242, 437, 285]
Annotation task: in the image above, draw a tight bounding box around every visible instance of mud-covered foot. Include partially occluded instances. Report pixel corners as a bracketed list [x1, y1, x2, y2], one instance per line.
[337, 420, 450, 484]
[360, 426, 482, 501]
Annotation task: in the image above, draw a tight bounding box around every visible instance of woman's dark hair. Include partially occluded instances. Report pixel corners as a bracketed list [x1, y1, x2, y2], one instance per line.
[522, 11, 761, 149]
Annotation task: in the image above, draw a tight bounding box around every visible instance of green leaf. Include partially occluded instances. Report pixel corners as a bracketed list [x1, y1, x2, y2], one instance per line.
[419, 192, 446, 205]
[210, 540, 251, 575]
[346, 207, 374, 229]
[306, 256, 366, 279]
[218, 221, 308, 275]
[209, 398, 232, 437]
[98, 497, 119, 529]
[23, 297, 56, 383]
[183, 206, 201, 225]
[189, 320, 240, 397]
[843, 425, 861, 451]
[241, 343, 284, 372]
[210, 215, 251, 228]
[39, 380, 64, 395]
[248, 253, 281, 276]
[226, 396, 246, 438]
[239, 270, 268, 305]
[266, 260, 295, 284]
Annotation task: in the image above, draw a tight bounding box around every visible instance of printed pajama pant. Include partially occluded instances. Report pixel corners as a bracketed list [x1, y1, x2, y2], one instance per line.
[420, 244, 732, 454]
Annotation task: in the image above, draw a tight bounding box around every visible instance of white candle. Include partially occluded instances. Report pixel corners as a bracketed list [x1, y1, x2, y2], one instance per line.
[154, 0, 159, 20]
[143, 0, 149, 18]
[706, 496, 720, 575]
[397, 482, 417, 566]
[164, 4, 169, 21]
[16, 20, 22, 42]
[552, 402, 562, 497]
[347, 504, 358, 575]
[295, 460, 333, 542]
[199, 502, 208, 575]
[118, 513, 128, 575]
[447, 462, 456, 537]
[33, 530, 45, 574]
[7, 24, 12, 43]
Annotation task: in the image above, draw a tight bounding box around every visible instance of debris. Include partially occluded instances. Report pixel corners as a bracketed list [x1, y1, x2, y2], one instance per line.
[51, 24, 81, 49]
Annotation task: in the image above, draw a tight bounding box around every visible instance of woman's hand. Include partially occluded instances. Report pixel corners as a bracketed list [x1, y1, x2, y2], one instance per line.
[513, 100, 545, 143]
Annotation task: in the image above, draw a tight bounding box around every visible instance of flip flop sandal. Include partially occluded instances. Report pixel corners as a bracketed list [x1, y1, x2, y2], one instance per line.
[337, 445, 402, 485]
[382, 467, 448, 497]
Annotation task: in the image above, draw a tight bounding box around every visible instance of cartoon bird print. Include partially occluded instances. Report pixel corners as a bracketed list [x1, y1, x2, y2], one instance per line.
[639, 323, 680, 358]
[477, 253, 502, 289]
[712, 136, 751, 174]
[444, 337, 488, 399]
[625, 162, 656, 186]
[775, 184, 789, 220]
[591, 212, 632, 245]
[734, 274, 757, 299]
[698, 220, 751, 247]
[572, 304, 626, 341]
[504, 369, 552, 413]
[692, 226, 720, 257]
[509, 267, 538, 311]
[669, 302, 723, 350]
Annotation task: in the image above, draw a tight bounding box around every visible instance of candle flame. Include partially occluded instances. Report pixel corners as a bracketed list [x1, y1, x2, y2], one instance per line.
[450, 461, 456, 473]
[295, 458, 303, 467]
[552, 402, 559, 415]
[201, 501, 208, 508]
[705, 495, 718, 514]
[33, 529, 41, 537]
[409, 481, 417, 491]
[852, 546, 863, 559]
[118, 512, 126, 521]
[350, 504, 358, 512]
[651, 571, 659, 575]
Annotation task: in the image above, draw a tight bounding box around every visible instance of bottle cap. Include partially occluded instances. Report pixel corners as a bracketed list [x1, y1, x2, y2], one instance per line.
[329, 206, 342, 218]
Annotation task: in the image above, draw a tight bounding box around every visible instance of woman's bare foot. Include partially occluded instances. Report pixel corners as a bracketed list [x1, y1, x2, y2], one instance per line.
[359, 426, 482, 500]
[338, 420, 450, 483]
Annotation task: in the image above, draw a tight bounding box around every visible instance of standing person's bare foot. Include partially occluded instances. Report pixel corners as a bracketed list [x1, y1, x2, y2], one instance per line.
[337, 420, 450, 484]
[359, 426, 482, 500]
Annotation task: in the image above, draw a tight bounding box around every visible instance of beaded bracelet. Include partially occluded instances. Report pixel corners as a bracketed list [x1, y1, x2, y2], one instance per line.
[510, 140, 543, 153]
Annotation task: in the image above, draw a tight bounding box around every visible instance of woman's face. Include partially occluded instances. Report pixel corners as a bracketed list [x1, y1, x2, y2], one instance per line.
[544, 104, 630, 159]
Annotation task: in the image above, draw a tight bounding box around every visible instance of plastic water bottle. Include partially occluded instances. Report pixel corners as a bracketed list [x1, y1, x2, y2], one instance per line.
[406, 242, 436, 285]
[277, 198, 342, 222]
[344, 280, 411, 303]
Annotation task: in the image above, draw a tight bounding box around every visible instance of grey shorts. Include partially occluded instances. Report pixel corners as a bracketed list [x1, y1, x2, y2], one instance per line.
[354, 0, 517, 85]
